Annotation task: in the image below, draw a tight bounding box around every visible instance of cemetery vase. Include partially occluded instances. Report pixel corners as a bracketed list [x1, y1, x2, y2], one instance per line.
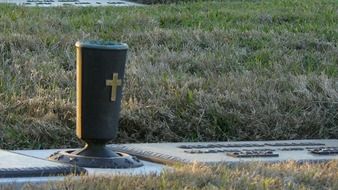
[48, 40, 143, 168]
[76, 40, 127, 143]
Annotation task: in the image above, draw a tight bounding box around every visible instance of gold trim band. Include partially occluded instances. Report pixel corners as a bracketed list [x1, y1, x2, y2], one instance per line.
[76, 46, 82, 138]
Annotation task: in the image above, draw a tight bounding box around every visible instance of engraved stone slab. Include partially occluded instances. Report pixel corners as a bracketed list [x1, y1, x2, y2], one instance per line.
[109, 139, 338, 164]
[0, 150, 84, 178]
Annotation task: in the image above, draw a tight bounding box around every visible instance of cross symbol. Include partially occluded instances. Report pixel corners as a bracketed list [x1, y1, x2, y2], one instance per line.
[106, 73, 122, 102]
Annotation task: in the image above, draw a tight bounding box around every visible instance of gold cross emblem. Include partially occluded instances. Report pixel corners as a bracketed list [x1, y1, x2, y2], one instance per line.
[106, 73, 122, 102]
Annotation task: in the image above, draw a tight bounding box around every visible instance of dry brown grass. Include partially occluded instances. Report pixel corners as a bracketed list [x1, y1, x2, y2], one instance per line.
[0, 1, 336, 189]
[0, 0, 337, 149]
[5, 161, 335, 190]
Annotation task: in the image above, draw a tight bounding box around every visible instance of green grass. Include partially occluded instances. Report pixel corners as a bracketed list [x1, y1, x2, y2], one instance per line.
[128, 0, 197, 4]
[0, 0, 337, 150]
[5, 161, 338, 190]
[0, 1, 337, 189]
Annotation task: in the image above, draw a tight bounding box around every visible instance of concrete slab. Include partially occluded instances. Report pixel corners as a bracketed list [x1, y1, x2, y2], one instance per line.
[0, 0, 141, 7]
[0, 148, 166, 185]
[109, 139, 338, 165]
[14, 149, 166, 176]
[0, 176, 65, 186]
[0, 150, 83, 178]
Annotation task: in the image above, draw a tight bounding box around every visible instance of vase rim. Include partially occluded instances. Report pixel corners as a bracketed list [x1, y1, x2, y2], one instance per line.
[75, 40, 128, 50]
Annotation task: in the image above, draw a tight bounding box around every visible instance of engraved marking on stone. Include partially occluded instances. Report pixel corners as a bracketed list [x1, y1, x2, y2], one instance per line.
[242, 149, 275, 152]
[308, 147, 338, 155]
[178, 142, 325, 149]
[106, 73, 122, 102]
[227, 151, 279, 158]
[305, 146, 337, 149]
[265, 142, 325, 146]
[184, 149, 241, 154]
[278, 147, 304, 151]
[75, 1, 90, 4]
[183, 147, 311, 154]
[36, 2, 52, 4]
[178, 143, 264, 149]
[107, 1, 124, 4]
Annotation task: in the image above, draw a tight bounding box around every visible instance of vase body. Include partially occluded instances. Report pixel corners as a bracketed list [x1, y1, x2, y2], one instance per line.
[76, 41, 128, 143]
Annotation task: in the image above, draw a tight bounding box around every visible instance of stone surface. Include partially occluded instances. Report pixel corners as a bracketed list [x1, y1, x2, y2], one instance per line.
[14, 149, 166, 176]
[0, 139, 336, 185]
[0, 150, 84, 178]
[109, 139, 338, 164]
[0, 149, 166, 185]
[0, 0, 141, 7]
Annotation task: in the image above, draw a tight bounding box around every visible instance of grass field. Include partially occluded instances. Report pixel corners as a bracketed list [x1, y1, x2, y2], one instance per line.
[0, 0, 337, 149]
[6, 161, 337, 190]
[0, 0, 337, 189]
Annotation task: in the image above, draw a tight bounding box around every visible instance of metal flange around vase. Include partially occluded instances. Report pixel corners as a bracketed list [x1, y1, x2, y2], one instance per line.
[48, 143, 143, 168]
